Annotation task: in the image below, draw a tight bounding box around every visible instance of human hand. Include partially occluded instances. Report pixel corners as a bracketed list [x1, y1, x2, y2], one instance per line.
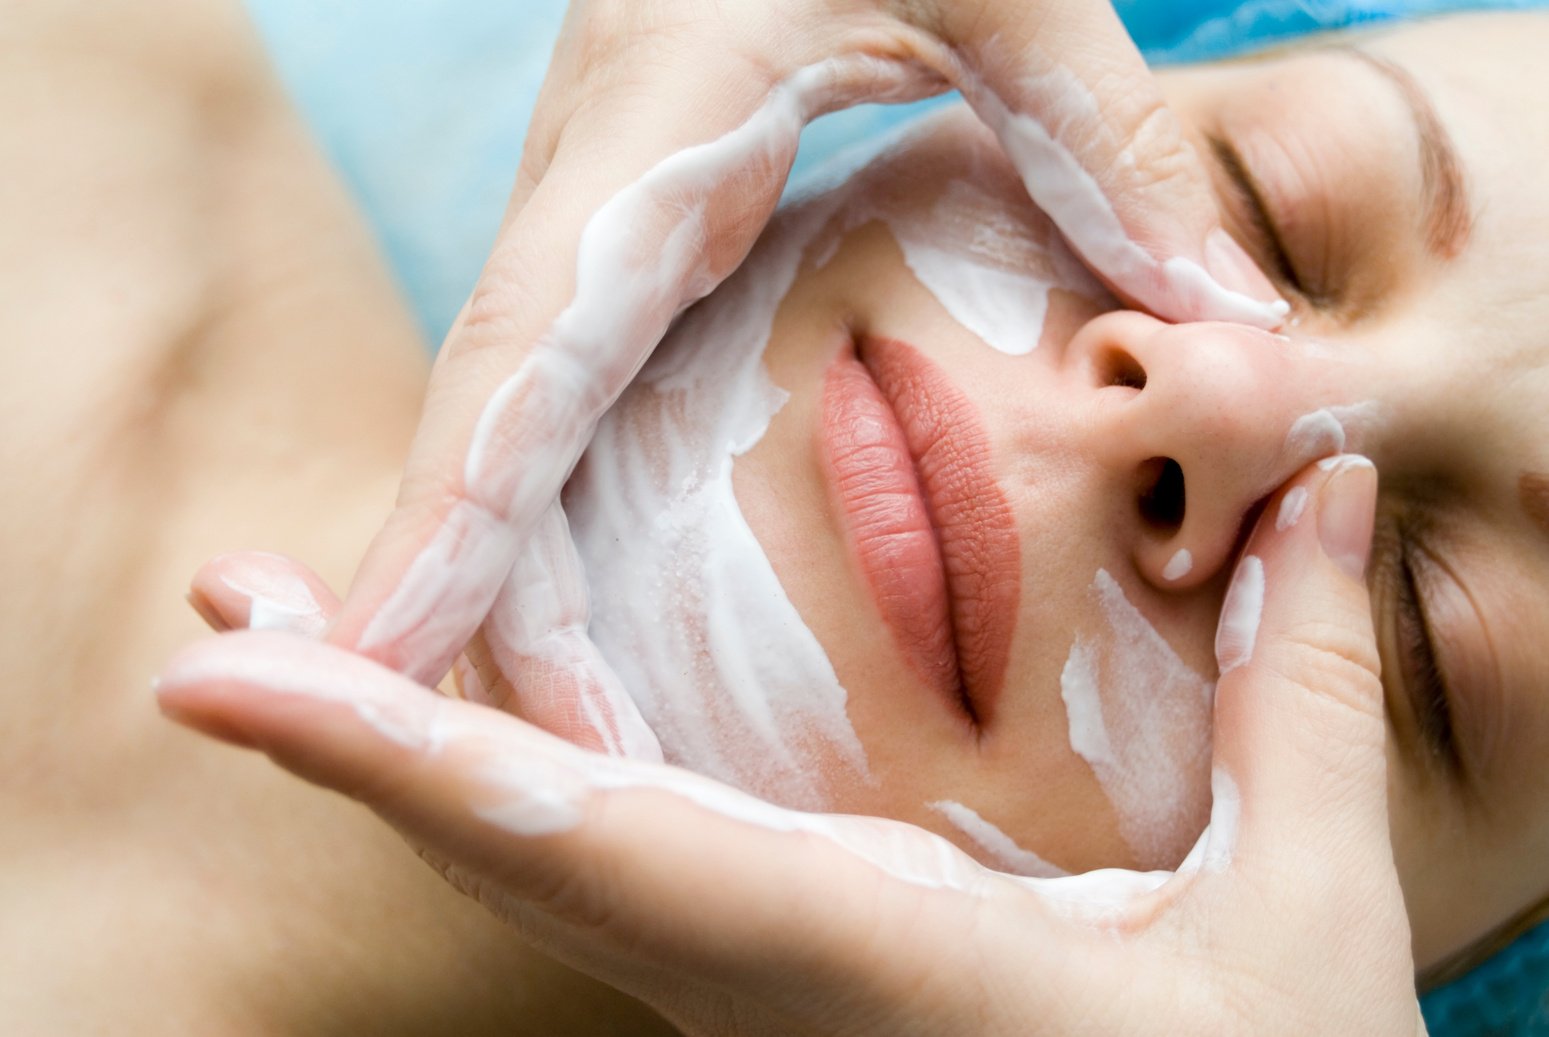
[188, 508, 661, 758]
[161, 456, 1424, 1036]
[327, 0, 1290, 695]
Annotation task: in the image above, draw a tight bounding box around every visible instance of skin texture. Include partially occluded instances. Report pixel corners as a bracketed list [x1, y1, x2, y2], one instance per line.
[2, 3, 1544, 1033]
[712, 18, 1549, 970]
[162, 459, 1430, 1036]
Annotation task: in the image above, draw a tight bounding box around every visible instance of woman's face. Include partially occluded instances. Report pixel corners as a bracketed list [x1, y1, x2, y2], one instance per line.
[575, 12, 1549, 970]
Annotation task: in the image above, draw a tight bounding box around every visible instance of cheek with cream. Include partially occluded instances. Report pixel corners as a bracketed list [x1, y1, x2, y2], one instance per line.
[566, 194, 869, 810]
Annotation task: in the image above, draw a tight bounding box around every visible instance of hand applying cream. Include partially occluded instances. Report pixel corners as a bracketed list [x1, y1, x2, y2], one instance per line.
[321, 0, 1287, 698]
[157, 457, 1425, 1034]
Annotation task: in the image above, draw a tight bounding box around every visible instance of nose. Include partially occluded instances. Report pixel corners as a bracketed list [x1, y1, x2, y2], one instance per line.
[1065, 311, 1351, 589]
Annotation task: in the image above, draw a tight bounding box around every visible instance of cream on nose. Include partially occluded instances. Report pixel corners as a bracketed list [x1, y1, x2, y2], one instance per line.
[1064, 311, 1354, 590]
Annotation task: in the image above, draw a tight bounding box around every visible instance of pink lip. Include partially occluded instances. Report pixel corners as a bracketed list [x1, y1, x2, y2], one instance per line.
[820, 336, 1021, 726]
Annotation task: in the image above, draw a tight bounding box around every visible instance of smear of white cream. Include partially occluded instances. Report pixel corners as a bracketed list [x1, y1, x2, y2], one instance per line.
[1175, 767, 1240, 875]
[1059, 570, 1216, 869]
[1276, 486, 1310, 531]
[1284, 402, 1381, 467]
[801, 109, 1110, 356]
[955, 59, 1287, 330]
[1284, 409, 1345, 460]
[930, 800, 1068, 878]
[484, 503, 663, 760]
[220, 560, 326, 638]
[566, 189, 872, 809]
[1162, 548, 1193, 582]
[892, 178, 1103, 355]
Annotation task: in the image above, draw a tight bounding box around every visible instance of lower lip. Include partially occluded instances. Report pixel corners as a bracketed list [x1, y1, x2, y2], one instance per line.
[819, 337, 1020, 725]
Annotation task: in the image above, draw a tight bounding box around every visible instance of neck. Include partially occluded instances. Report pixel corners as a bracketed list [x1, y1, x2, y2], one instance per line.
[0, 5, 668, 1031]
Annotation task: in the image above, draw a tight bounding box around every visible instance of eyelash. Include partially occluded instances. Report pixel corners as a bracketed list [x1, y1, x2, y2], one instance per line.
[1394, 534, 1462, 775]
[1208, 135, 1307, 298]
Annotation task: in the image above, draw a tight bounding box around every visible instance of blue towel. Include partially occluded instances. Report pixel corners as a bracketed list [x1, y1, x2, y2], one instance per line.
[243, 3, 1549, 1031]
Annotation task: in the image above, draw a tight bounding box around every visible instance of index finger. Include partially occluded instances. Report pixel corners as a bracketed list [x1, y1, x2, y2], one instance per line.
[921, 0, 1289, 326]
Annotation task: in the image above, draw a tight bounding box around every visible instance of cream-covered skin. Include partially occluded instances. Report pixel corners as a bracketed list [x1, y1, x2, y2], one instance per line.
[4, 5, 1547, 1032]
[560, 14, 1549, 976]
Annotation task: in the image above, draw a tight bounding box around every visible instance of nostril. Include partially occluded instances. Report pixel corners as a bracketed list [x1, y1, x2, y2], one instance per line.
[1098, 346, 1147, 391]
[1138, 457, 1186, 530]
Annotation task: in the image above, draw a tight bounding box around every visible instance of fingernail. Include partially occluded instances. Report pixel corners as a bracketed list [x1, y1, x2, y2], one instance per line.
[1316, 455, 1377, 581]
[1204, 228, 1287, 310]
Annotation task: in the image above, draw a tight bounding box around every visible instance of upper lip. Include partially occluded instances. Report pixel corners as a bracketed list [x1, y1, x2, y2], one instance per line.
[820, 334, 1022, 726]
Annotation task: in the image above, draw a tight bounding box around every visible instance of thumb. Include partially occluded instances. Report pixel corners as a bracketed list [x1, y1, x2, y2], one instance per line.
[1209, 455, 1394, 874]
[1203, 456, 1424, 1034]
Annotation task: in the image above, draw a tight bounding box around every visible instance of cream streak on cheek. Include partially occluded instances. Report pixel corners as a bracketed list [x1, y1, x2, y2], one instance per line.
[1059, 569, 1216, 869]
[891, 178, 1103, 356]
[565, 192, 872, 810]
[564, 108, 1110, 812]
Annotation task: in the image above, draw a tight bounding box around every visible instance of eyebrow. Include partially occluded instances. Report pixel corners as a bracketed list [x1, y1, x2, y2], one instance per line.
[1336, 46, 1473, 257]
[1520, 471, 1549, 540]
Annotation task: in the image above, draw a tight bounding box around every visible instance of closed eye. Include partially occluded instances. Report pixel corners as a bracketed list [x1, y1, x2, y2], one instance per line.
[1207, 134, 1306, 297]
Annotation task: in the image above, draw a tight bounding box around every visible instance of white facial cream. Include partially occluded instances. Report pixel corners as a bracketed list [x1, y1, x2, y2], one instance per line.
[219, 558, 326, 638]
[930, 800, 1068, 877]
[562, 106, 1113, 810]
[564, 195, 871, 809]
[1060, 570, 1215, 868]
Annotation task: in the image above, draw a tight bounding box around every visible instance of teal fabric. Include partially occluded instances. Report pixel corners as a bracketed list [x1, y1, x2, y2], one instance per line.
[243, 2, 1549, 1030]
[1423, 924, 1549, 1036]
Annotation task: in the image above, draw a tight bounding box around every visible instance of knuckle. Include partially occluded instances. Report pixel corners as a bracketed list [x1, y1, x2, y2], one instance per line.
[1107, 95, 1197, 197]
[1263, 632, 1383, 718]
[1280, 605, 1382, 679]
[456, 261, 544, 347]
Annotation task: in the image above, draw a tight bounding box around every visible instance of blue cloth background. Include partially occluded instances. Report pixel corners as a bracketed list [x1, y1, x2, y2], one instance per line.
[242, 2, 1548, 1031]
